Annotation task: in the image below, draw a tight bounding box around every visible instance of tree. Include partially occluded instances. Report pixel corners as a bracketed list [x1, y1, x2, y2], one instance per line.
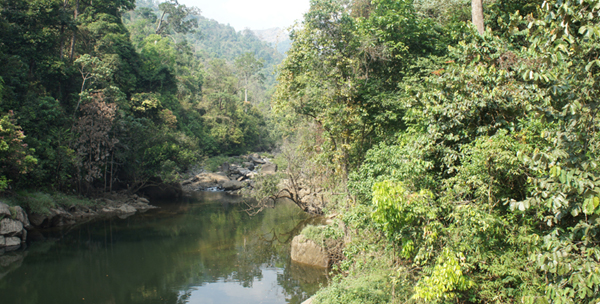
[471, 0, 484, 34]
[234, 52, 264, 103]
[73, 93, 118, 192]
[274, 0, 443, 177]
[0, 111, 38, 192]
[74, 54, 113, 114]
[155, 0, 201, 36]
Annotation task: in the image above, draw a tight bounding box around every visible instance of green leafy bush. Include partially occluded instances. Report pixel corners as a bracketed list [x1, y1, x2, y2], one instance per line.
[4, 191, 93, 215]
[0, 111, 38, 191]
[301, 224, 344, 248]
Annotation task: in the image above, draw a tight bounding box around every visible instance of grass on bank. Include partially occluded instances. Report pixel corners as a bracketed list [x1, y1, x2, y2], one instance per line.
[310, 210, 417, 303]
[301, 224, 344, 248]
[3, 191, 95, 215]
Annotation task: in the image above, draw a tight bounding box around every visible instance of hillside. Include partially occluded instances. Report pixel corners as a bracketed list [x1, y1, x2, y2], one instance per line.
[253, 28, 292, 55]
[130, 0, 283, 84]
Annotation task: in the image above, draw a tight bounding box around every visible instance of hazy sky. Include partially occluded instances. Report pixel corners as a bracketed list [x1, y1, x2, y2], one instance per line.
[177, 0, 311, 31]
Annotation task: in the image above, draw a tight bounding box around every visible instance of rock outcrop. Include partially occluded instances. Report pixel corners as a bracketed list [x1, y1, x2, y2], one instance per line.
[182, 153, 278, 193]
[182, 172, 230, 190]
[0, 203, 30, 251]
[222, 180, 246, 191]
[291, 235, 330, 268]
[301, 298, 314, 304]
[26, 195, 157, 229]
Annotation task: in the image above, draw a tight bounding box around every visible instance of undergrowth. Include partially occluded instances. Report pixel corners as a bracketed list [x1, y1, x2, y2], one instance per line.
[3, 191, 94, 215]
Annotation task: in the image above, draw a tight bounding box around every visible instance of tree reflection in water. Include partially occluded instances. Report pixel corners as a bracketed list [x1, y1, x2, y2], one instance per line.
[0, 192, 328, 304]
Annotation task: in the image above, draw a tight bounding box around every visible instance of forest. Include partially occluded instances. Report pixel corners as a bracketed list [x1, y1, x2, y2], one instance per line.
[0, 0, 280, 198]
[2, 0, 600, 303]
[271, 0, 600, 302]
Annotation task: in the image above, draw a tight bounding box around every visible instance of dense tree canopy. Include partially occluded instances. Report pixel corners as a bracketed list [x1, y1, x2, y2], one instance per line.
[4, 0, 600, 302]
[0, 0, 278, 194]
[274, 0, 600, 302]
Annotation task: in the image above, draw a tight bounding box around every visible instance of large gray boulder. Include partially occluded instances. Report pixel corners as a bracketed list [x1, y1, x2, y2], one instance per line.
[28, 213, 47, 227]
[12, 206, 31, 229]
[262, 163, 277, 175]
[238, 168, 251, 176]
[302, 298, 314, 304]
[182, 172, 231, 191]
[291, 235, 330, 268]
[0, 203, 10, 218]
[222, 180, 245, 191]
[248, 154, 266, 164]
[242, 162, 255, 170]
[0, 219, 23, 236]
[117, 204, 137, 214]
[4, 237, 20, 247]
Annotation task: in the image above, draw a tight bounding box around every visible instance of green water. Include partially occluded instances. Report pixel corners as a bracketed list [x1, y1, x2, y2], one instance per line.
[0, 192, 328, 304]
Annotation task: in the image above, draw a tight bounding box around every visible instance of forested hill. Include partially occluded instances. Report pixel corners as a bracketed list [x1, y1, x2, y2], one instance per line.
[126, 0, 283, 85]
[253, 28, 292, 55]
[0, 0, 277, 198]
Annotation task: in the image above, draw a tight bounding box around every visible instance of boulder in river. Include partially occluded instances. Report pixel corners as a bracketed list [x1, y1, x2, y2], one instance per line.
[0, 202, 31, 250]
[12, 206, 31, 229]
[182, 172, 231, 191]
[222, 180, 245, 191]
[242, 162, 255, 170]
[302, 298, 314, 304]
[291, 235, 330, 268]
[3, 237, 20, 248]
[117, 204, 137, 214]
[248, 154, 266, 164]
[0, 219, 23, 236]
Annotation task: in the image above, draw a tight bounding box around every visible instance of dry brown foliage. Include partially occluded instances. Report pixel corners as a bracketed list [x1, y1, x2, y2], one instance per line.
[73, 92, 118, 190]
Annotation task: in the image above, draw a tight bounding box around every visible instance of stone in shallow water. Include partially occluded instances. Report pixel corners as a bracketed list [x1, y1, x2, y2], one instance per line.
[12, 206, 31, 229]
[302, 298, 314, 304]
[117, 204, 137, 214]
[4, 237, 20, 247]
[0, 218, 23, 236]
[222, 180, 245, 191]
[291, 235, 329, 268]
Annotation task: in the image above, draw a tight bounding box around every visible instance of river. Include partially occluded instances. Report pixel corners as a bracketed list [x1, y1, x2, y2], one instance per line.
[0, 191, 328, 304]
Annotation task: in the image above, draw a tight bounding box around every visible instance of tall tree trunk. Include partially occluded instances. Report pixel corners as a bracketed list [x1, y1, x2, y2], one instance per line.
[471, 0, 484, 35]
[59, 0, 68, 58]
[59, 25, 66, 59]
[156, 11, 166, 34]
[69, 0, 80, 61]
[244, 76, 248, 102]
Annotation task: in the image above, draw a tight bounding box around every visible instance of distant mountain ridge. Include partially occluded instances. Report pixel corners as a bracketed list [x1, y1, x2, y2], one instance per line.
[253, 28, 292, 55]
[131, 0, 284, 85]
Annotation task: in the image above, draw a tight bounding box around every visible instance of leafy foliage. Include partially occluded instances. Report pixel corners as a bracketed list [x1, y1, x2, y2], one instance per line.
[277, 0, 600, 303]
[0, 0, 279, 202]
[0, 111, 37, 191]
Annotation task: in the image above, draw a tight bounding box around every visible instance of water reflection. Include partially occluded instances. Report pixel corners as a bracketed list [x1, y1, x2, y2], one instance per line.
[0, 192, 328, 304]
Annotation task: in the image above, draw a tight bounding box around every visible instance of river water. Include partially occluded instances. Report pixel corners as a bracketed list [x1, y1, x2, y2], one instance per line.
[0, 192, 328, 304]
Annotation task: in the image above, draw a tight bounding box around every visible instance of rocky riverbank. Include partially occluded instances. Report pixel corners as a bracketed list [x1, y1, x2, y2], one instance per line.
[0, 193, 156, 254]
[0, 153, 277, 254]
[182, 153, 277, 194]
[0, 203, 29, 253]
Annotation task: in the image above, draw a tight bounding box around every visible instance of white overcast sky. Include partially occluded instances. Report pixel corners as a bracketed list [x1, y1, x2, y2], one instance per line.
[177, 0, 311, 31]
